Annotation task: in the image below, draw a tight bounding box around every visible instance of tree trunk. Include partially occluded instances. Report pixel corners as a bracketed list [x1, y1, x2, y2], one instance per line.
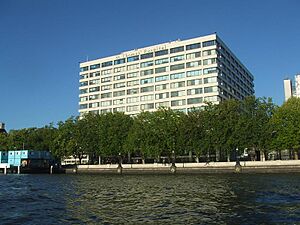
[227, 152, 230, 162]
[98, 155, 101, 165]
[260, 151, 265, 161]
[295, 149, 299, 160]
[189, 151, 193, 162]
[127, 152, 131, 163]
[216, 149, 220, 162]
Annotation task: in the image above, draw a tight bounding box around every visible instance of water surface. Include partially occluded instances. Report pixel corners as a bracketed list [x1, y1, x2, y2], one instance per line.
[0, 174, 299, 224]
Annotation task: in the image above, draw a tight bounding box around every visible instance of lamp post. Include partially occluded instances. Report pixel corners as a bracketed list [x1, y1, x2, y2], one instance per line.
[170, 150, 176, 173]
[235, 147, 241, 173]
[117, 152, 123, 174]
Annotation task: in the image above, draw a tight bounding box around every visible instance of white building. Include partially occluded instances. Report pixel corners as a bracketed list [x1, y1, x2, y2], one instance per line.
[79, 33, 254, 116]
[283, 74, 300, 101]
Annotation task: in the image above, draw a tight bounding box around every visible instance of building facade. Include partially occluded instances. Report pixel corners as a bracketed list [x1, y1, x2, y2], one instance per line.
[283, 74, 300, 101]
[79, 34, 254, 116]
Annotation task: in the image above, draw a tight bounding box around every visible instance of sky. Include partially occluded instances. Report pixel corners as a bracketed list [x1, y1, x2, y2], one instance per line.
[0, 0, 300, 131]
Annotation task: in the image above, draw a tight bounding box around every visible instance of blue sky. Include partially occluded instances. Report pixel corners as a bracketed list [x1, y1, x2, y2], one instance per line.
[0, 0, 299, 130]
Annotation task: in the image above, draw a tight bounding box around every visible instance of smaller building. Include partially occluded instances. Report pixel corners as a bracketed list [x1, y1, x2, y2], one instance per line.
[0, 122, 7, 134]
[0, 150, 52, 170]
[284, 74, 300, 101]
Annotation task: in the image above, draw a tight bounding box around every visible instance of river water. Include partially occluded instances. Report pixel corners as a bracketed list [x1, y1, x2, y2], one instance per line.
[0, 174, 299, 224]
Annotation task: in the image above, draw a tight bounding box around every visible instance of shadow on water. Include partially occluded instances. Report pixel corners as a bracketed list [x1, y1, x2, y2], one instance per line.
[0, 173, 300, 224]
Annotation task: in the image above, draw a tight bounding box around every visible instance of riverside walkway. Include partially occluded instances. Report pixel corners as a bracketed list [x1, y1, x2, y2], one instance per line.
[67, 160, 300, 174]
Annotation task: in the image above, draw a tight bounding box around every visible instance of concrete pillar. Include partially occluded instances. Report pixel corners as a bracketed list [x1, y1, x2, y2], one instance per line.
[4, 166, 7, 175]
[17, 166, 20, 174]
[98, 156, 101, 165]
[260, 151, 265, 161]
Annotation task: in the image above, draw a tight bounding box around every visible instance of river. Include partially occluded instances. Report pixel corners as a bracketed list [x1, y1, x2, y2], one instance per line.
[0, 174, 299, 224]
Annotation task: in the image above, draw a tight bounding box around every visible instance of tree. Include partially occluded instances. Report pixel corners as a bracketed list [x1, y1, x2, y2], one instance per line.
[270, 97, 300, 159]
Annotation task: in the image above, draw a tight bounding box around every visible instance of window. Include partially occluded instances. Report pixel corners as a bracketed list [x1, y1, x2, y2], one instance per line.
[101, 84, 112, 91]
[140, 94, 154, 101]
[80, 96, 88, 102]
[155, 49, 168, 56]
[187, 88, 203, 95]
[80, 66, 88, 72]
[141, 86, 154, 93]
[186, 51, 201, 59]
[186, 70, 202, 77]
[127, 63, 139, 71]
[204, 96, 218, 102]
[113, 90, 125, 97]
[127, 105, 139, 112]
[114, 58, 125, 65]
[187, 97, 203, 104]
[203, 77, 218, 84]
[155, 58, 169, 65]
[202, 49, 217, 56]
[114, 82, 126, 89]
[155, 84, 168, 91]
[141, 52, 153, 59]
[113, 107, 125, 112]
[102, 61, 113, 67]
[170, 63, 185, 71]
[80, 81, 88, 87]
[127, 88, 139, 95]
[89, 102, 99, 108]
[90, 64, 100, 70]
[114, 66, 126, 73]
[170, 72, 185, 80]
[186, 60, 201, 68]
[113, 98, 125, 105]
[140, 77, 154, 85]
[101, 69, 112, 75]
[187, 79, 202, 86]
[156, 101, 170, 108]
[89, 72, 100, 78]
[89, 87, 100, 92]
[127, 55, 139, 62]
[127, 96, 139, 103]
[101, 77, 112, 83]
[80, 88, 88, 94]
[186, 43, 201, 50]
[101, 92, 112, 99]
[127, 79, 139, 87]
[155, 92, 169, 99]
[155, 75, 169, 82]
[171, 99, 186, 106]
[155, 67, 168, 74]
[79, 104, 88, 109]
[141, 103, 154, 110]
[101, 108, 112, 113]
[203, 67, 218, 74]
[114, 74, 125, 81]
[89, 79, 100, 85]
[204, 86, 218, 93]
[101, 100, 112, 107]
[89, 94, 99, 100]
[140, 69, 154, 76]
[170, 81, 185, 89]
[170, 55, 184, 62]
[127, 72, 139, 78]
[80, 74, 89, 79]
[202, 40, 216, 47]
[171, 90, 185, 97]
[140, 61, 153, 68]
[170, 46, 184, 54]
[203, 58, 217, 65]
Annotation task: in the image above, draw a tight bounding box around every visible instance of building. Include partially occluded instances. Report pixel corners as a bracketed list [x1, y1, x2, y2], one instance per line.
[79, 33, 254, 116]
[283, 74, 300, 101]
[0, 122, 7, 134]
